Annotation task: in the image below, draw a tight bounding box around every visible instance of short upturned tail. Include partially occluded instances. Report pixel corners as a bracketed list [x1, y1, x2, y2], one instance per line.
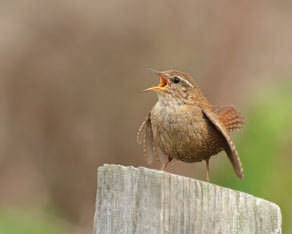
[215, 106, 244, 132]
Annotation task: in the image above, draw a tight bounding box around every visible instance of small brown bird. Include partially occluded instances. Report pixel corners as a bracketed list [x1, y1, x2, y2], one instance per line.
[137, 69, 244, 181]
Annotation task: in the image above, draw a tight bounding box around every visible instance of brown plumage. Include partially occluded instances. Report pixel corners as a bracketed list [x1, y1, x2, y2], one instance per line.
[137, 69, 244, 181]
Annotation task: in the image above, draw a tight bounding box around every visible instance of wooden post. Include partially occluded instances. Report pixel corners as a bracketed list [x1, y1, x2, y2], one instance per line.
[94, 164, 282, 234]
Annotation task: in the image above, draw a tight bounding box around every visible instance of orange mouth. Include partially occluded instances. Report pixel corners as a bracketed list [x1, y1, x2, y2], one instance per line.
[159, 75, 168, 88]
[144, 74, 168, 92]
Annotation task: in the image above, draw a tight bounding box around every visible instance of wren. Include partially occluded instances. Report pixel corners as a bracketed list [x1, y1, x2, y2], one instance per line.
[137, 69, 244, 181]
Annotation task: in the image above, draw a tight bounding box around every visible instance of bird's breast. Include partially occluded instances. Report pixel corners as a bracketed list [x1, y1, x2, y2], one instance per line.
[151, 101, 223, 162]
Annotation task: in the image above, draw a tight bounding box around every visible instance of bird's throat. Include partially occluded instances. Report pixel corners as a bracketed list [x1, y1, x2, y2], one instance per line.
[156, 91, 189, 106]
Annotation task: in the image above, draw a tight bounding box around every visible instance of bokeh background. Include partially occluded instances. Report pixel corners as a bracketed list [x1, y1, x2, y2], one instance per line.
[0, 1, 291, 233]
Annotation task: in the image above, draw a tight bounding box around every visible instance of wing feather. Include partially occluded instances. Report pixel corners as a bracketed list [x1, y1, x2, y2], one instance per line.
[137, 113, 156, 164]
[203, 109, 244, 179]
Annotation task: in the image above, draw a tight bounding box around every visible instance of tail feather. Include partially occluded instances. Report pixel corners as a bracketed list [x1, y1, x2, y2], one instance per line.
[215, 106, 244, 132]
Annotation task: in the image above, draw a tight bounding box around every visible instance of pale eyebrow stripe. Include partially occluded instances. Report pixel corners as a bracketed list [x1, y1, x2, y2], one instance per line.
[181, 78, 194, 88]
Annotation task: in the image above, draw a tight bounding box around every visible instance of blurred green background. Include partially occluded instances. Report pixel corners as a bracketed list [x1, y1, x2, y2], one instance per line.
[0, 1, 292, 233]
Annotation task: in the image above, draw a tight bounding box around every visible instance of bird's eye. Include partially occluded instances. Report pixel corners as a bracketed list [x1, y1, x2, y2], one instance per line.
[173, 77, 180, 84]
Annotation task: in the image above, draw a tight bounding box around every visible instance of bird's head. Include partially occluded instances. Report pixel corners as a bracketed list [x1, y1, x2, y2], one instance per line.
[145, 69, 197, 104]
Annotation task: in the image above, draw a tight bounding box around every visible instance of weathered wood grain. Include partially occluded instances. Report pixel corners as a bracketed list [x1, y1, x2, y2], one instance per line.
[94, 164, 281, 234]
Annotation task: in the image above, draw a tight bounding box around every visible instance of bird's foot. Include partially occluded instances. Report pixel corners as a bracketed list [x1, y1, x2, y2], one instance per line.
[161, 162, 169, 171]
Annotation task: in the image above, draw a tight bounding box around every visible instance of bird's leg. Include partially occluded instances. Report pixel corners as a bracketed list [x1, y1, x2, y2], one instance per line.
[205, 159, 210, 182]
[161, 157, 173, 171]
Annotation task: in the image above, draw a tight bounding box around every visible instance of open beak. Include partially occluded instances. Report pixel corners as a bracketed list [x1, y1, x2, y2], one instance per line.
[144, 70, 168, 92]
